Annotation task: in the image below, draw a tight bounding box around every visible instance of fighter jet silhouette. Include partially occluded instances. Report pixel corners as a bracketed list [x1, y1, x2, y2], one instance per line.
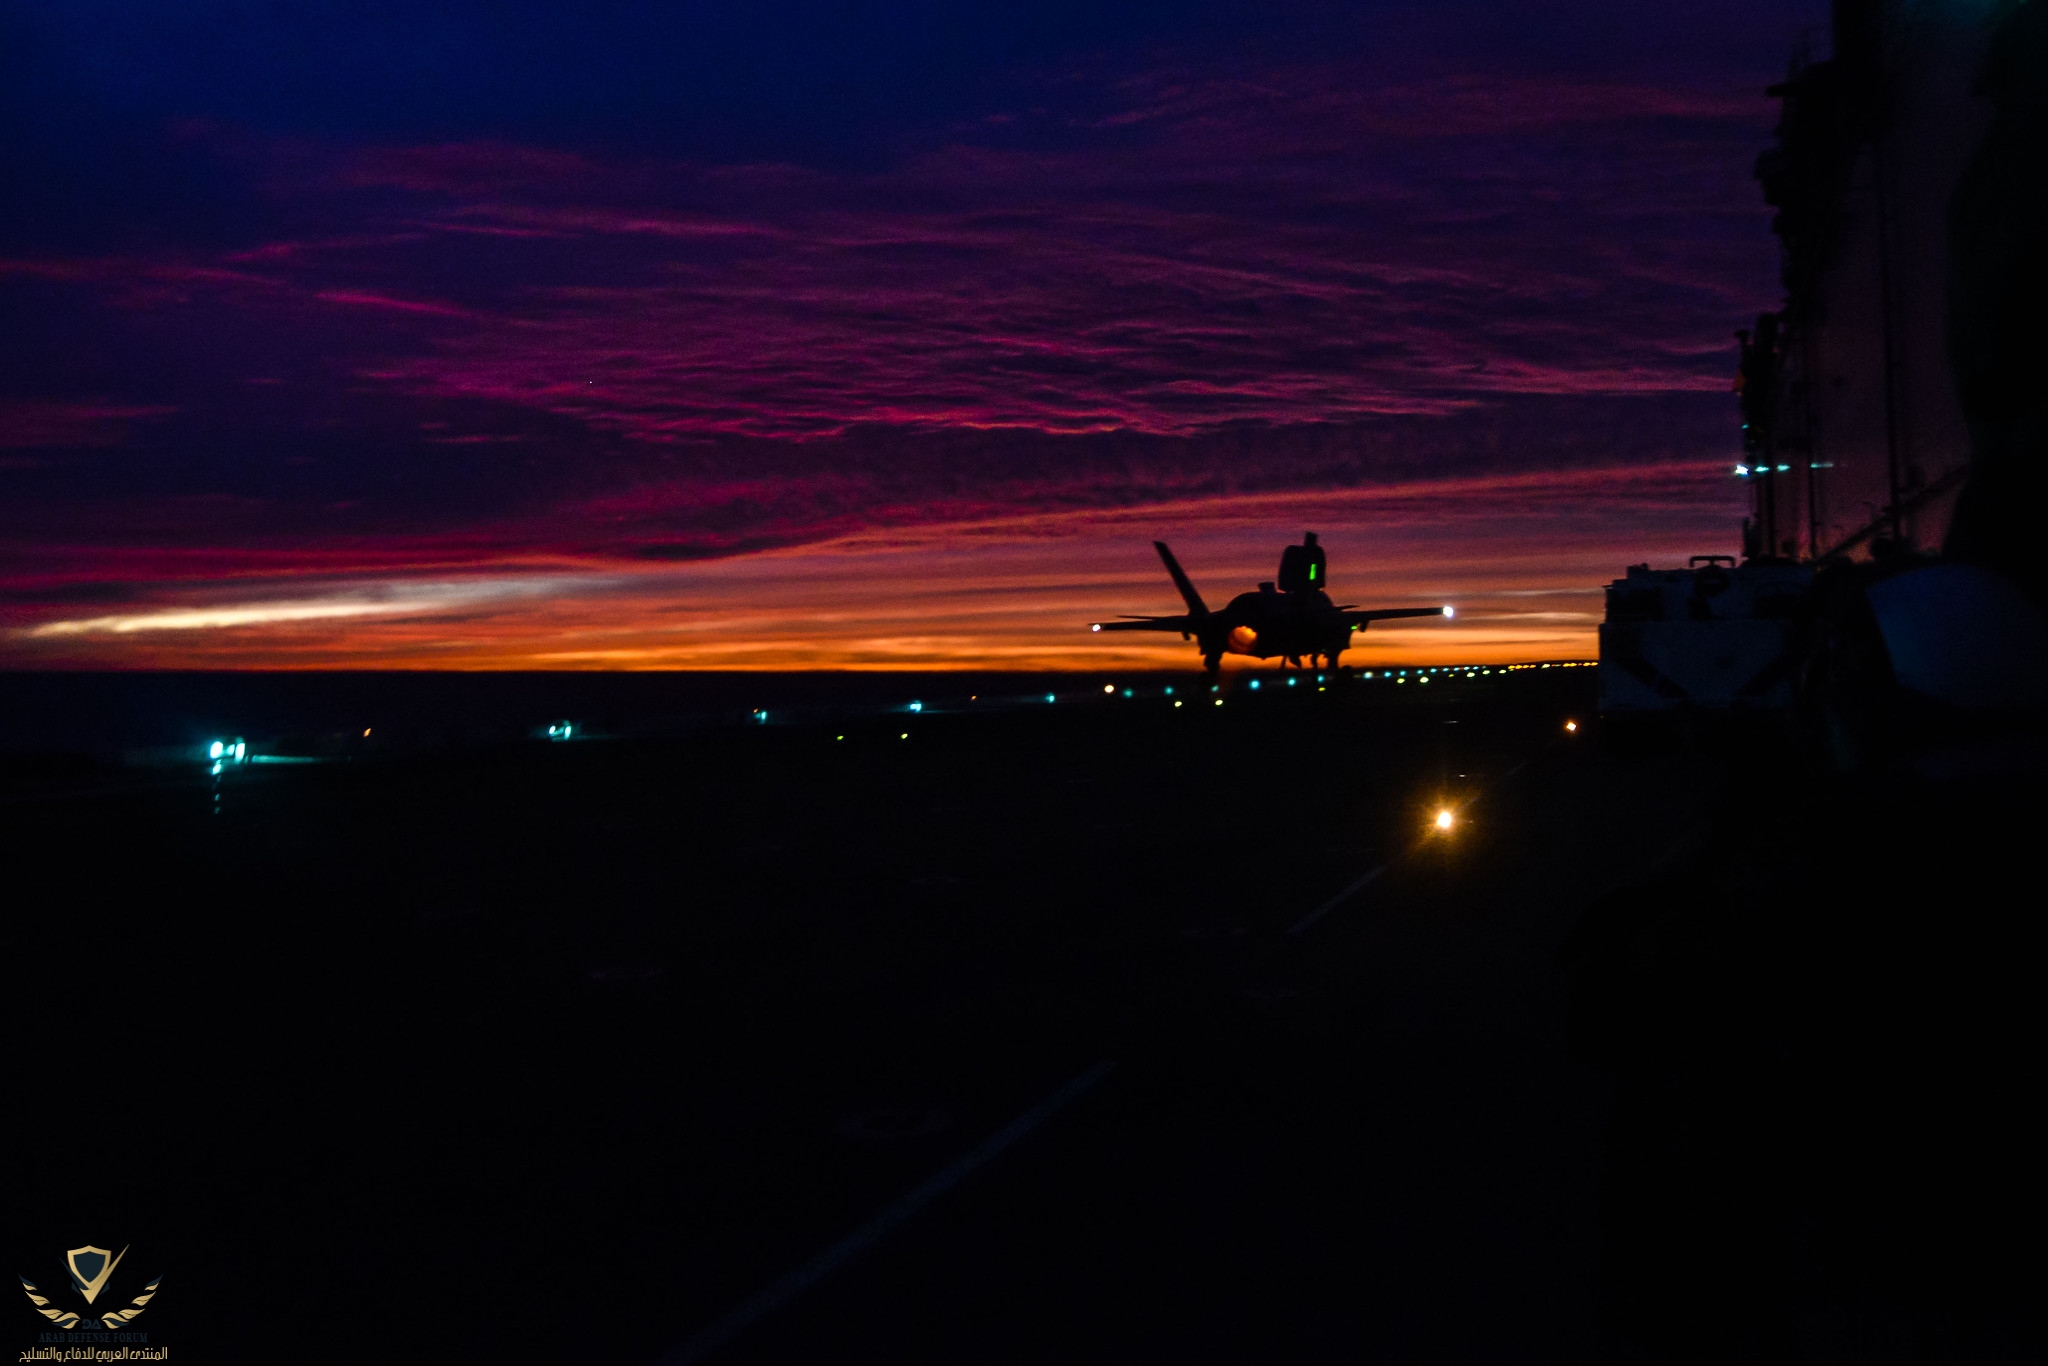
[1090, 533, 1450, 674]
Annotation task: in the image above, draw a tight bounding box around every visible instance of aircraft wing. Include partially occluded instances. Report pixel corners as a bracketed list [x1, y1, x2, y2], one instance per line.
[1343, 606, 1451, 626]
[1091, 615, 1198, 633]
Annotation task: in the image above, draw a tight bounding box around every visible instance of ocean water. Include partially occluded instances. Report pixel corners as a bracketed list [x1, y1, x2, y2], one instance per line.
[0, 670, 1190, 760]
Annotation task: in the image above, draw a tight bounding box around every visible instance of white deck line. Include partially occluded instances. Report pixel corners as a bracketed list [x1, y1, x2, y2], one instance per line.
[1287, 863, 1388, 936]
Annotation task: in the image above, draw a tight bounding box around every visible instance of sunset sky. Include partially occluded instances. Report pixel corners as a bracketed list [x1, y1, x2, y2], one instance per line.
[0, 0, 1818, 668]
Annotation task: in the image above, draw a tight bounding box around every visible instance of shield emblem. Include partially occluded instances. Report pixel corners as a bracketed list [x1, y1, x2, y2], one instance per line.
[66, 1246, 126, 1304]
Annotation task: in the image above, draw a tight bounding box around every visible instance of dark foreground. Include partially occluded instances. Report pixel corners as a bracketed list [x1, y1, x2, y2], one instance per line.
[5, 671, 2041, 1363]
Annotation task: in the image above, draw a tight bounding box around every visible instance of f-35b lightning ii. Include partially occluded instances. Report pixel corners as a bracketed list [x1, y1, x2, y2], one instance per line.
[1090, 533, 1451, 674]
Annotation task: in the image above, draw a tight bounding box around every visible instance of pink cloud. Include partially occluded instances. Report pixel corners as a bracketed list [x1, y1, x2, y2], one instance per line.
[0, 400, 178, 448]
[285, 66, 1771, 445]
[313, 289, 475, 319]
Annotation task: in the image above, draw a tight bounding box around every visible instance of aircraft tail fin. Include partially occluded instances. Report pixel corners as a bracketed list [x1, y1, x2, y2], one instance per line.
[1153, 541, 1209, 617]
